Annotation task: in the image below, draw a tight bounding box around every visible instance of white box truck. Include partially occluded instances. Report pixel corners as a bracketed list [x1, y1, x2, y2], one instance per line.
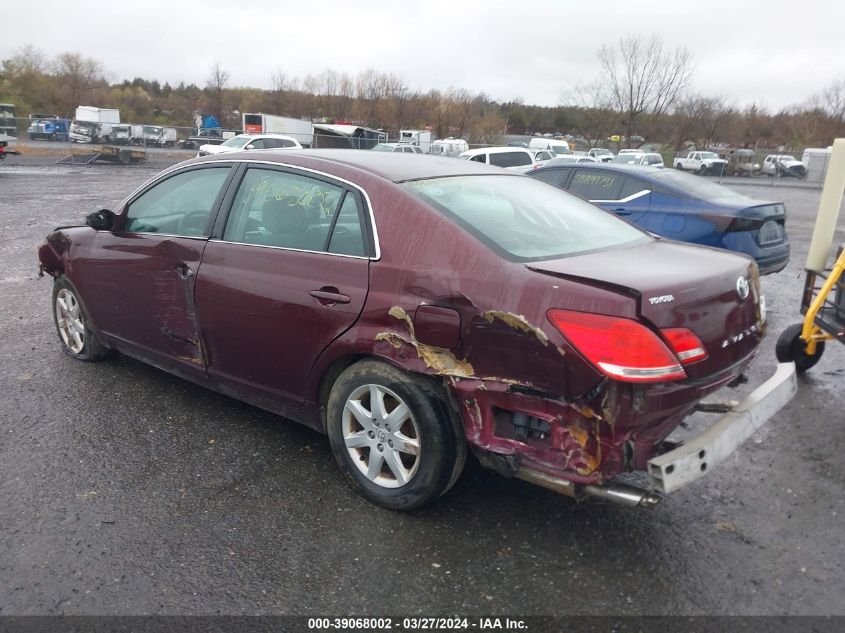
[242, 113, 313, 147]
[142, 125, 178, 147]
[70, 106, 121, 144]
[110, 124, 144, 145]
[399, 129, 432, 153]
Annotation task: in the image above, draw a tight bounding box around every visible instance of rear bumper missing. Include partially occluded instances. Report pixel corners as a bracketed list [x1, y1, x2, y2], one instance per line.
[647, 362, 797, 494]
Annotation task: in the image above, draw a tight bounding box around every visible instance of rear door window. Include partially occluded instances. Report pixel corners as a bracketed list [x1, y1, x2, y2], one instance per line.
[531, 168, 567, 187]
[619, 176, 650, 199]
[568, 169, 624, 200]
[222, 167, 370, 256]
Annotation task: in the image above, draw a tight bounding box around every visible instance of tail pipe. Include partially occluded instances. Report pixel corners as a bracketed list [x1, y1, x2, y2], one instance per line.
[515, 467, 662, 509]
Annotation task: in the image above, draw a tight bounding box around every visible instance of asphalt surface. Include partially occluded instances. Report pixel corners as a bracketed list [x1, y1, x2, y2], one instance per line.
[0, 155, 843, 617]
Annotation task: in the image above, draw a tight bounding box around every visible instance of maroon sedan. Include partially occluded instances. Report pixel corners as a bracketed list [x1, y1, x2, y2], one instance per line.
[38, 150, 796, 510]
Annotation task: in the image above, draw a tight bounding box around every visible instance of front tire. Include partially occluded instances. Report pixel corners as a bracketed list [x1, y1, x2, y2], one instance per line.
[327, 359, 463, 510]
[775, 323, 825, 373]
[52, 278, 112, 362]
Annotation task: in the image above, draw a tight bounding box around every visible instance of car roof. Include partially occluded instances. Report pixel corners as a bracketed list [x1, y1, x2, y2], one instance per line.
[460, 146, 532, 156]
[533, 163, 661, 176]
[234, 133, 298, 140]
[192, 148, 514, 183]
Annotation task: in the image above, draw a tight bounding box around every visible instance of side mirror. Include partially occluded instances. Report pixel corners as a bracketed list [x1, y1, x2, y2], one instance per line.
[86, 209, 115, 231]
[245, 143, 255, 150]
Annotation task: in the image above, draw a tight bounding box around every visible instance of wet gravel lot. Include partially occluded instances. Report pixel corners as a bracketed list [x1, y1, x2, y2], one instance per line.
[1, 154, 843, 616]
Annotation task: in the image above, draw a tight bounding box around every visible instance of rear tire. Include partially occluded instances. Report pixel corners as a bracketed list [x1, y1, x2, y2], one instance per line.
[52, 277, 112, 362]
[327, 359, 463, 510]
[776, 323, 825, 373]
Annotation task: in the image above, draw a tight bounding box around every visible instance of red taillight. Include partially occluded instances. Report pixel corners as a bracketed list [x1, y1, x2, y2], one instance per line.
[661, 328, 708, 364]
[547, 309, 686, 383]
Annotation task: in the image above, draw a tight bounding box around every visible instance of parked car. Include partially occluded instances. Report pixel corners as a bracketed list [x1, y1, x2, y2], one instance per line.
[762, 154, 807, 178]
[0, 134, 20, 160]
[197, 133, 302, 157]
[528, 163, 790, 274]
[674, 151, 728, 175]
[587, 147, 614, 162]
[611, 152, 664, 168]
[372, 142, 424, 154]
[38, 150, 795, 510]
[457, 146, 535, 171]
[180, 128, 239, 150]
[726, 149, 761, 176]
[527, 137, 571, 155]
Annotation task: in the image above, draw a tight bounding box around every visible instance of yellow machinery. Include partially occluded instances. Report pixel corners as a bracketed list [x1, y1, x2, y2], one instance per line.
[776, 138, 845, 371]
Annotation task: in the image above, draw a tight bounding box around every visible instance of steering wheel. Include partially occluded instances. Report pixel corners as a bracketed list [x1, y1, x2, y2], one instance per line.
[177, 209, 209, 236]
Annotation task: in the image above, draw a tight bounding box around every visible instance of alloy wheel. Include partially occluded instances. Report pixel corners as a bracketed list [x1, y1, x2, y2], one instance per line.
[342, 384, 421, 488]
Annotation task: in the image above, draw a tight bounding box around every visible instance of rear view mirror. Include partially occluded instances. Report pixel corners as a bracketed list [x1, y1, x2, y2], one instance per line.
[86, 209, 115, 231]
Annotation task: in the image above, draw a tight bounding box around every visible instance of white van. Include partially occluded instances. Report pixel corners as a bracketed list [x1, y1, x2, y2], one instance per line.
[527, 137, 571, 155]
[457, 146, 535, 171]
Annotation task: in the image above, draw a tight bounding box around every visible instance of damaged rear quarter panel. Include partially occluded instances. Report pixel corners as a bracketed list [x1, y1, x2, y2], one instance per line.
[305, 178, 645, 480]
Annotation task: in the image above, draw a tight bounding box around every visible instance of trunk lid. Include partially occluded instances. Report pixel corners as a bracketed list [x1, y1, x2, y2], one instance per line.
[527, 240, 764, 380]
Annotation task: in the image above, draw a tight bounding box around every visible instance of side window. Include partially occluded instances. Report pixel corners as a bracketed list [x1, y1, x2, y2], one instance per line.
[470, 153, 486, 163]
[328, 194, 367, 257]
[531, 168, 566, 187]
[568, 169, 623, 200]
[247, 139, 265, 149]
[619, 177, 649, 199]
[223, 168, 344, 251]
[124, 167, 230, 236]
[262, 138, 297, 149]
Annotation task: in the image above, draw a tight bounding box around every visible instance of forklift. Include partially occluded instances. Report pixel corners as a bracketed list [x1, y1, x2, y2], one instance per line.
[776, 138, 845, 371]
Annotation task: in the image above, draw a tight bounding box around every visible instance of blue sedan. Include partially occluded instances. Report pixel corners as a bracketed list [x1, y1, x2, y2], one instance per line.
[528, 163, 790, 274]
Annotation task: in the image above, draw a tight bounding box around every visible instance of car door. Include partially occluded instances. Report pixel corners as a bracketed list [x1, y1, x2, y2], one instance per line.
[194, 164, 372, 408]
[74, 164, 235, 380]
[565, 168, 651, 223]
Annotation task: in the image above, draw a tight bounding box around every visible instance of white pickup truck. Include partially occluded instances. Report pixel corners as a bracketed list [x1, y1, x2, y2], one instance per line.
[674, 151, 728, 175]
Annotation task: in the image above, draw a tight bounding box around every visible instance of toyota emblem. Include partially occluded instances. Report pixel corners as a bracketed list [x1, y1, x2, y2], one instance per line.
[736, 276, 750, 300]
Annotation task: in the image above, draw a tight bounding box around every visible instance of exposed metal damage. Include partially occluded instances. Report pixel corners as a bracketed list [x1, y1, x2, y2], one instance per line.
[375, 306, 476, 377]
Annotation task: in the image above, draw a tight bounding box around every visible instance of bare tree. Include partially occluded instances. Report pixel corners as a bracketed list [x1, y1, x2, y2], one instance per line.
[51, 52, 105, 115]
[599, 34, 693, 147]
[270, 68, 289, 114]
[205, 61, 229, 122]
[561, 80, 617, 147]
[672, 94, 730, 149]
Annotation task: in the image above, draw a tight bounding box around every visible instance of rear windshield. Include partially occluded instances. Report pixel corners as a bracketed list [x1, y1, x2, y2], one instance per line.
[489, 151, 532, 168]
[404, 175, 650, 261]
[650, 169, 747, 200]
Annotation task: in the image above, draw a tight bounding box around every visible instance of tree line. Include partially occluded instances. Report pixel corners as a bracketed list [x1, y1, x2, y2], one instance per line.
[2, 39, 843, 150]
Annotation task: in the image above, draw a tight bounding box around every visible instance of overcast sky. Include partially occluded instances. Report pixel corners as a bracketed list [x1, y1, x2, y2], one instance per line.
[3, 0, 842, 111]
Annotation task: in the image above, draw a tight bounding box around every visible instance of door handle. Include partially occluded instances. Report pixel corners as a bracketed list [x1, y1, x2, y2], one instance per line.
[310, 288, 351, 305]
[175, 262, 194, 279]
[614, 208, 631, 215]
